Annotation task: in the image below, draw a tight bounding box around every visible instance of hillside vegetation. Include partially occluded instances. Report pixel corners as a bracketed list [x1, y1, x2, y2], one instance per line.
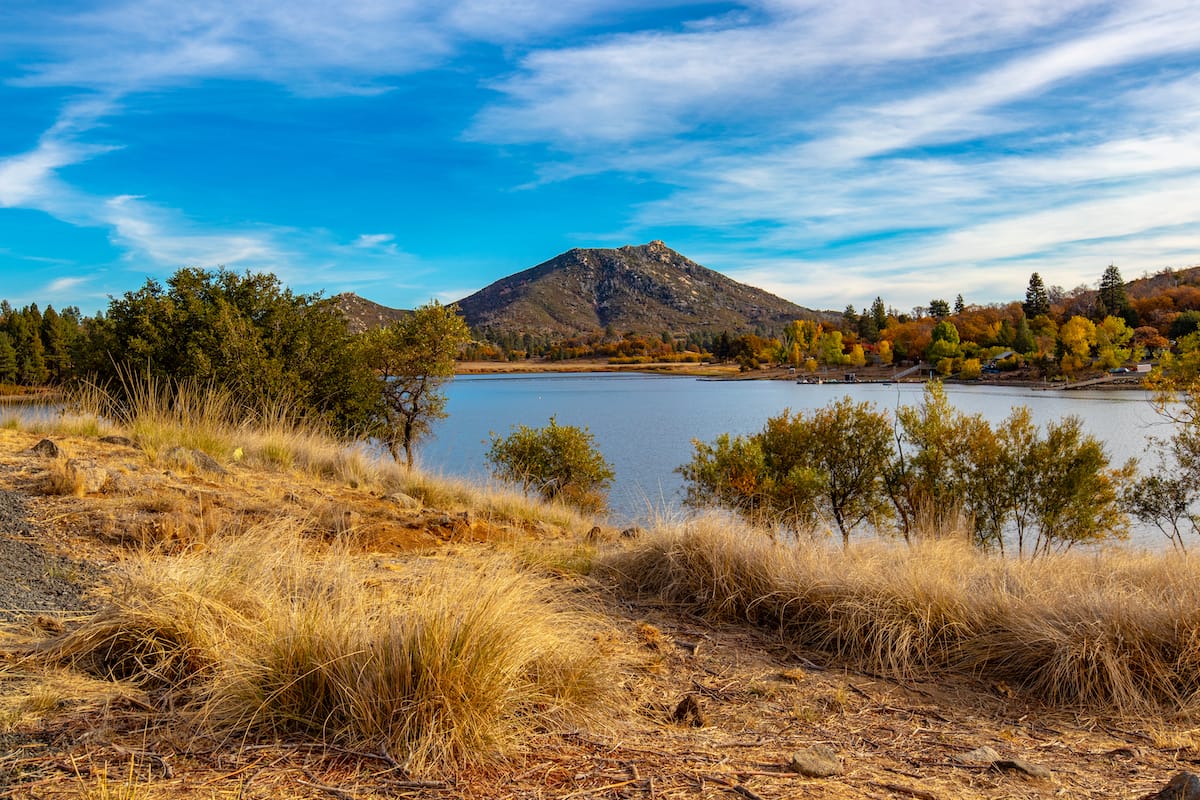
[2, 391, 1200, 797]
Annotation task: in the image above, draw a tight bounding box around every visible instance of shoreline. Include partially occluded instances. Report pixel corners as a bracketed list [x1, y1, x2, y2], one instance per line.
[456, 360, 1151, 390]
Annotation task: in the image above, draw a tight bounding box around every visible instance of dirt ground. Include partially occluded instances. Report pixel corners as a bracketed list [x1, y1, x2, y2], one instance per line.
[0, 427, 1195, 799]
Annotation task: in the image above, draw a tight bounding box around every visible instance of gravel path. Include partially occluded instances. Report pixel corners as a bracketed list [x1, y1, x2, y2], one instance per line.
[0, 489, 97, 621]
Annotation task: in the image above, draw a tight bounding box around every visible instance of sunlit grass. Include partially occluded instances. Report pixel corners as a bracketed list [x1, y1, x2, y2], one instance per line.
[35, 525, 610, 773]
[605, 516, 1200, 713]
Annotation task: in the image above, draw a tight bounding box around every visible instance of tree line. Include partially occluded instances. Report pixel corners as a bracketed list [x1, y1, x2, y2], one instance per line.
[2, 268, 469, 467]
[462, 262, 1200, 378]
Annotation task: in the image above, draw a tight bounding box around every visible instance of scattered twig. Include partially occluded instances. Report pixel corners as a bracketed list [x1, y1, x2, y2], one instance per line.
[867, 780, 940, 800]
[704, 774, 767, 800]
[299, 770, 356, 799]
[561, 778, 645, 798]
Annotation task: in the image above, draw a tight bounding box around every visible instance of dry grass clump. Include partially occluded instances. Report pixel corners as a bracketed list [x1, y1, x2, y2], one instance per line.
[41, 456, 88, 497]
[604, 517, 1200, 713]
[35, 525, 609, 774]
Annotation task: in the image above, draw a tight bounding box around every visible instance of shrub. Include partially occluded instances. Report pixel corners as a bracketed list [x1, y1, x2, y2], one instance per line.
[486, 417, 614, 512]
[679, 399, 894, 546]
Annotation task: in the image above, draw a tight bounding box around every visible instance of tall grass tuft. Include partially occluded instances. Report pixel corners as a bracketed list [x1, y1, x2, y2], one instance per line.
[604, 517, 1200, 713]
[39, 525, 608, 773]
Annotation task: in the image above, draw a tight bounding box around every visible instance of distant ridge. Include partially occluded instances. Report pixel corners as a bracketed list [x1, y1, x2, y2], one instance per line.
[455, 241, 821, 338]
[333, 292, 409, 334]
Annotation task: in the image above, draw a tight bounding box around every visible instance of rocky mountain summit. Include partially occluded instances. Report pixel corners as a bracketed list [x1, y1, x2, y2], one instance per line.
[455, 241, 821, 337]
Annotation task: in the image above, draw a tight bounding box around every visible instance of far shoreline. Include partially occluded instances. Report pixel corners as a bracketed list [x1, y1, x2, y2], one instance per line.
[455, 359, 1151, 390]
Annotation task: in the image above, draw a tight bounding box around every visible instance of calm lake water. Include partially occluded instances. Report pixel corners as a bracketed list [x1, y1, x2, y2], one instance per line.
[421, 373, 1174, 546]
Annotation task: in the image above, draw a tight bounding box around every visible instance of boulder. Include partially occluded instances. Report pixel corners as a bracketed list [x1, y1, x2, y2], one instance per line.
[386, 492, 423, 510]
[66, 459, 110, 494]
[1144, 772, 1200, 800]
[163, 446, 228, 475]
[788, 745, 842, 778]
[29, 439, 61, 458]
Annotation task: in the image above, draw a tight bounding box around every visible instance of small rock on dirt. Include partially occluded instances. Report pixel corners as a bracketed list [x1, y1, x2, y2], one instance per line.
[67, 459, 111, 494]
[620, 526, 644, 539]
[672, 694, 707, 727]
[788, 745, 842, 777]
[163, 446, 228, 475]
[993, 758, 1051, 779]
[386, 492, 422, 510]
[29, 438, 61, 458]
[955, 745, 1003, 765]
[1144, 772, 1200, 800]
[99, 435, 138, 448]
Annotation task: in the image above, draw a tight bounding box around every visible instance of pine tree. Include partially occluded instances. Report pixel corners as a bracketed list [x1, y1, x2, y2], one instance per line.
[1097, 264, 1134, 324]
[1024, 273, 1051, 318]
[954, 294, 965, 315]
[870, 296, 887, 330]
[0, 333, 16, 383]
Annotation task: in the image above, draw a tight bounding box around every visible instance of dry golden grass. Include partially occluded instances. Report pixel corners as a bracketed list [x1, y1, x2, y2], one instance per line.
[604, 516, 1200, 713]
[33, 524, 611, 775]
[41, 456, 88, 497]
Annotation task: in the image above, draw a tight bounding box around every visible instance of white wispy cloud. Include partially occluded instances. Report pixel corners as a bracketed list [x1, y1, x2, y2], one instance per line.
[2, 0, 1199, 314]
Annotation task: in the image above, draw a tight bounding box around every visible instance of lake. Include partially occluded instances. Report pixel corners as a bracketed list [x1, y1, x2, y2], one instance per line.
[421, 373, 1174, 545]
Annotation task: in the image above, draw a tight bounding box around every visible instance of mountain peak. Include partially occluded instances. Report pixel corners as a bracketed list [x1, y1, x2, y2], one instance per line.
[455, 243, 819, 337]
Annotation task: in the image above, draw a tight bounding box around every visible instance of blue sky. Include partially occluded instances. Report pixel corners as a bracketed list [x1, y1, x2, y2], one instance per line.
[1, 1, 1198, 318]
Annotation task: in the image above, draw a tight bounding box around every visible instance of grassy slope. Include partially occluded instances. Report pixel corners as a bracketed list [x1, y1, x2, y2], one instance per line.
[0, 398, 1199, 797]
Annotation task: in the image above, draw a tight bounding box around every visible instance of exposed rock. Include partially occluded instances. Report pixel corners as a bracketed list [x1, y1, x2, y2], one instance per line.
[672, 694, 707, 727]
[1144, 772, 1200, 800]
[993, 758, 1051, 780]
[99, 435, 138, 448]
[29, 439, 61, 458]
[955, 745, 1003, 765]
[66, 459, 110, 494]
[386, 492, 423, 510]
[788, 745, 842, 777]
[163, 446, 228, 475]
[455, 242, 829, 339]
[620, 526, 644, 539]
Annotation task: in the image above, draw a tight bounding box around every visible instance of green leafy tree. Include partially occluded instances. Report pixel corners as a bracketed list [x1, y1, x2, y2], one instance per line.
[1024, 273, 1051, 318]
[1029, 417, 1133, 555]
[361, 301, 471, 467]
[888, 383, 1130, 555]
[1127, 375, 1200, 550]
[816, 330, 847, 366]
[925, 320, 961, 362]
[680, 399, 894, 546]
[486, 417, 615, 512]
[1012, 316, 1035, 354]
[87, 268, 376, 431]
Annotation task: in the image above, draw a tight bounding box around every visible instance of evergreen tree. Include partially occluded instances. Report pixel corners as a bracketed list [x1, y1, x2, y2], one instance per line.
[40, 306, 74, 383]
[1097, 263, 1136, 326]
[954, 294, 965, 315]
[17, 333, 48, 385]
[870, 296, 887, 331]
[1024, 273, 1051, 318]
[1013, 316, 1035, 354]
[929, 298, 951, 318]
[0, 333, 16, 383]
